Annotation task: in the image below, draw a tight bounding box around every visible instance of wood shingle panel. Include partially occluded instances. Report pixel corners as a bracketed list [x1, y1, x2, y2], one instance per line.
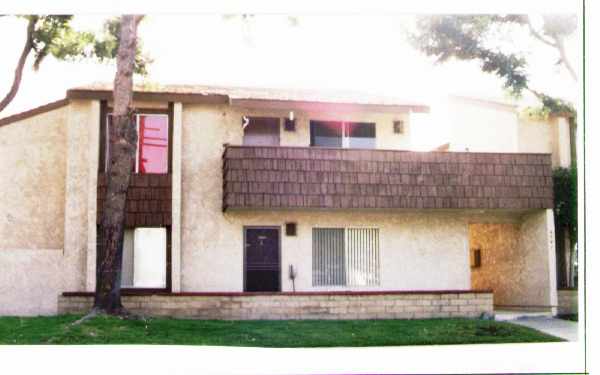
[222, 145, 553, 211]
[97, 173, 172, 227]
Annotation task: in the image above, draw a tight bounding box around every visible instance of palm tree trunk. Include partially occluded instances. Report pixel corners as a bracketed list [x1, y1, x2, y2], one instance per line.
[94, 15, 143, 314]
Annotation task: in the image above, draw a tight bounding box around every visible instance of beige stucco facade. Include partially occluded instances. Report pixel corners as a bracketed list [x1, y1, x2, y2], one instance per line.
[0, 93, 559, 316]
[0, 100, 99, 315]
[470, 209, 558, 311]
[446, 96, 572, 168]
[446, 96, 520, 153]
[518, 116, 571, 168]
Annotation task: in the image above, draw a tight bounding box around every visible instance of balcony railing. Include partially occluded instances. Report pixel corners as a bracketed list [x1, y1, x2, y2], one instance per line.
[222, 145, 553, 211]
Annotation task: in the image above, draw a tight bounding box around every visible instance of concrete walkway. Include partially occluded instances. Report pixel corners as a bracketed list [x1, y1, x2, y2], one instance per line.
[507, 316, 579, 341]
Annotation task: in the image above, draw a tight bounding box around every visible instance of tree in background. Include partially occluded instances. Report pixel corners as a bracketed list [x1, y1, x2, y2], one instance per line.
[410, 15, 577, 99]
[411, 15, 579, 288]
[93, 14, 144, 315]
[0, 15, 151, 113]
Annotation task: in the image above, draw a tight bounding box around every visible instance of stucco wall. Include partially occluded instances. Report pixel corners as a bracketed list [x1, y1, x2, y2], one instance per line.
[470, 223, 523, 306]
[445, 97, 570, 169]
[518, 209, 557, 309]
[0, 101, 98, 315]
[227, 104, 411, 150]
[1, 97, 558, 316]
[469, 209, 557, 309]
[518, 117, 571, 168]
[518, 118, 554, 154]
[446, 97, 519, 153]
[183, 210, 473, 292]
[178, 103, 543, 293]
[0, 107, 67, 249]
[0, 107, 68, 315]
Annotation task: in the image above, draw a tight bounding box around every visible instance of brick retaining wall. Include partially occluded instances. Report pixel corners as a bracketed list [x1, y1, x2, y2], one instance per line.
[557, 289, 578, 315]
[58, 291, 494, 320]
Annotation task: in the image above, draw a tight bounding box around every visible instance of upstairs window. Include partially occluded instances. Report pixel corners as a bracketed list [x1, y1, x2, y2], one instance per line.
[104, 113, 169, 174]
[137, 114, 169, 173]
[310, 121, 343, 147]
[312, 227, 380, 286]
[310, 121, 375, 149]
[242, 117, 280, 146]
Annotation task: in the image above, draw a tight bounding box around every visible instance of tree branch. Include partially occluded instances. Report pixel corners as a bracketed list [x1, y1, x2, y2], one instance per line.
[0, 16, 37, 113]
[554, 35, 578, 81]
[525, 16, 577, 82]
[525, 16, 557, 48]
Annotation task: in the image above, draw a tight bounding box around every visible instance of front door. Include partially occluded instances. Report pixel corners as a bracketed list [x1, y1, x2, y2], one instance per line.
[244, 227, 280, 292]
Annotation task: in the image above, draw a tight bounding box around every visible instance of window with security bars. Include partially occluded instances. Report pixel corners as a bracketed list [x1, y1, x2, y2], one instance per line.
[312, 228, 380, 286]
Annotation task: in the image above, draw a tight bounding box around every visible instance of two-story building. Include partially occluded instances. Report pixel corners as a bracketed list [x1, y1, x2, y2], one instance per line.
[0, 83, 560, 319]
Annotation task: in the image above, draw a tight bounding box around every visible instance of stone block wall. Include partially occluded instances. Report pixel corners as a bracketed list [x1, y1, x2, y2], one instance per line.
[557, 289, 578, 315]
[58, 291, 493, 320]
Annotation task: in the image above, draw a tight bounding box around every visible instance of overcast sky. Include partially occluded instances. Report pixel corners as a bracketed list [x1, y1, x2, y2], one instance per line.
[0, 12, 580, 148]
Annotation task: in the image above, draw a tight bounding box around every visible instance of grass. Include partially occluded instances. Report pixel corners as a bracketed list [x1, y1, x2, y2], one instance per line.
[0, 315, 563, 346]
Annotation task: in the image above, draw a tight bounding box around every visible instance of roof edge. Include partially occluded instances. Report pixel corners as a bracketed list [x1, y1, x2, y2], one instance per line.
[67, 88, 430, 113]
[67, 88, 230, 105]
[450, 95, 518, 111]
[0, 98, 70, 128]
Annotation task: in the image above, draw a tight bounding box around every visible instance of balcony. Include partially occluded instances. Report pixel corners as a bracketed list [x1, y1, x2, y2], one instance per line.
[222, 145, 553, 211]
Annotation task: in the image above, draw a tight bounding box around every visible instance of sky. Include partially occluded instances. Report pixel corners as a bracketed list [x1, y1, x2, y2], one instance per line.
[0, 13, 580, 148]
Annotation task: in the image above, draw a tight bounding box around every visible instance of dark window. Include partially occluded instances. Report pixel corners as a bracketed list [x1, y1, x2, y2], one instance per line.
[243, 117, 280, 146]
[310, 121, 375, 149]
[310, 121, 343, 147]
[347, 122, 376, 149]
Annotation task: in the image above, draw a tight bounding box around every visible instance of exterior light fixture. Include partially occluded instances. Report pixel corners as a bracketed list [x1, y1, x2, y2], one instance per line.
[284, 112, 296, 132]
[393, 120, 404, 134]
[285, 222, 297, 236]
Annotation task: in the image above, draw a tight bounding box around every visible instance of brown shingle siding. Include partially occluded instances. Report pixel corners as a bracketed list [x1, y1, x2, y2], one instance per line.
[97, 173, 172, 227]
[223, 145, 553, 211]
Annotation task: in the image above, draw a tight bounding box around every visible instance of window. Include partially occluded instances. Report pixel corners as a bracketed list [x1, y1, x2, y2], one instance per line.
[310, 121, 376, 149]
[121, 227, 167, 288]
[312, 228, 380, 286]
[310, 121, 343, 147]
[243, 117, 280, 146]
[104, 113, 169, 174]
[347, 122, 376, 148]
[137, 114, 169, 173]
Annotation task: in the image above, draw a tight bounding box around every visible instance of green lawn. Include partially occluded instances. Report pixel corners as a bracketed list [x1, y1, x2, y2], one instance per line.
[0, 315, 562, 347]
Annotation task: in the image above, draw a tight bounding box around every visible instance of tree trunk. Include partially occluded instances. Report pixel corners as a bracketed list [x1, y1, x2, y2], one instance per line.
[94, 15, 143, 314]
[0, 16, 36, 113]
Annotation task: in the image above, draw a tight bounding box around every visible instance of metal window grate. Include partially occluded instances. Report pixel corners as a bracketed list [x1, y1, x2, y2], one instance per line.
[312, 228, 379, 286]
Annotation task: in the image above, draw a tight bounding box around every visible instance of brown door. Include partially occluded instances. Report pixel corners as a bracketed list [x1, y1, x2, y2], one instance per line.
[244, 227, 280, 292]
